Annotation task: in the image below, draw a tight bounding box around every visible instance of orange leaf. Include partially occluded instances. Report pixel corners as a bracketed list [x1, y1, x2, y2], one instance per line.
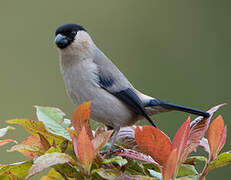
[94, 125, 107, 138]
[207, 115, 227, 161]
[92, 130, 113, 156]
[0, 139, 15, 147]
[135, 126, 171, 166]
[162, 148, 177, 180]
[38, 133, 51, 151]
[172, 117, 190, 165]
[72, 102, 93, 140]
[217, 126, 227, 154]
[20, 136, 43, 158]
[77, 127, 94, 172]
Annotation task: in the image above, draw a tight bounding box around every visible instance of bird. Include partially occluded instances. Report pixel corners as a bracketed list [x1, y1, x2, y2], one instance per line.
[55, 23, 209, 154]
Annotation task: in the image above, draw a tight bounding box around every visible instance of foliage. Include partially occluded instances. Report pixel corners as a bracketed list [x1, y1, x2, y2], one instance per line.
[0, 102, 230, 179]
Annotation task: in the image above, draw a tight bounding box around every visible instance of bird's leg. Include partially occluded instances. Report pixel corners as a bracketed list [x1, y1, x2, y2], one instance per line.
[105, 126, 120, 158]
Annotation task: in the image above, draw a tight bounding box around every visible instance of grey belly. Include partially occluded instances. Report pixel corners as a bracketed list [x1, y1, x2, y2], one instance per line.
[69, 86, 139, 127]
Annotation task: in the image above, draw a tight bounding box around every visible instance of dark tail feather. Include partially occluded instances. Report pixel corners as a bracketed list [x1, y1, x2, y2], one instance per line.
[149, 99, 210, 117]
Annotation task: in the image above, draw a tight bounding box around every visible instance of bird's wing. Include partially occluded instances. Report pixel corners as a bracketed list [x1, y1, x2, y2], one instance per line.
[93, 50, 156, 127]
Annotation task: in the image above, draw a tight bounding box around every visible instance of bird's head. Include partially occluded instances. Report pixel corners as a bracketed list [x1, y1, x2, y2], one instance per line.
[55, 23, 94, 58]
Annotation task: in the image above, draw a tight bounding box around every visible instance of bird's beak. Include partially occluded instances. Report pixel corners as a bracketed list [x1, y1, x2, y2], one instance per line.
[55, 34, 69, 49]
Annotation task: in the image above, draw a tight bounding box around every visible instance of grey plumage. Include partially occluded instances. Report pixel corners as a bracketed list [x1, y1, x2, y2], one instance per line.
[55, 23, 209, 153]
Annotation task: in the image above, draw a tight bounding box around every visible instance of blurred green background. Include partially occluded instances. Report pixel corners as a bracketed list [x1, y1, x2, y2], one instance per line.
[0, 0, 230, 179]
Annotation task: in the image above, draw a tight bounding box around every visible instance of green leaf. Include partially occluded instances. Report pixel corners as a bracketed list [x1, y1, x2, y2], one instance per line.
[176, 176, 201, 180]
[6, 119, 65, 146]
[103, 156, 128, 166]
[125, 160, 146, 175]
[54, 163, 83, 179]
[184, 156, 207, 165]
[148, 169, 162, 179]
[26, 152, 75, 179]
[177, 164, 198, 177]
[7, 144, 41, 154]
[0, 161, 33, 179]
[93, 168, 120, 180]
[40, 168, 65, 180]
[208, 151, 231, 170]
[0, 126, 15, 138]
[46, 147, 61, 153]
[120, 173, 159, 180]
[0, 126, 16, 147]
[35, 106, 71, 141]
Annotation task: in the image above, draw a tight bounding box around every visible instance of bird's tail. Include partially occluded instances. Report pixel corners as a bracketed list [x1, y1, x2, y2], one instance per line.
[146, 99, 210, 117]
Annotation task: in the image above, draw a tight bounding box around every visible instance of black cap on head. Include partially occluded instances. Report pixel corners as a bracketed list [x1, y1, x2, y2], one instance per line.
[55, 23, 86, 36]
[55, 24, 86, 49]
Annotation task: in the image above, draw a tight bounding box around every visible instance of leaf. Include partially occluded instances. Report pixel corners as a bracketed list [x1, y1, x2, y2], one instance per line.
[26, 152, 75, 179]
[8, 144, 41, 158]
[190, 103, 226, 128]
[114, 149, 160, 167]
[135, 126, 171, 166]
[162, 148, 177, 180]
[115, 126, 138, 150]
[207, 115, 227, 161]
[95, 125, 107, 138]
[148, 170, 162, 179]
[103, 156, 127, 167]
[177, 164, 198, 177]
[92, 130, 113, 155]
[38, 133, 51, 151]
[8, 136, 42, 158]
[199, 138, 210, 154]
[76, 127, 94, 173]
[208, 151, 231, 170]
[0, 139, 16, 147]
[6, 119, 65, 146]
[40, 168, 65, 180]
[183, 104, 226, 160]
[119, 173, 159, 180]
[0, 126, 16, 147]
[35, 106, 71, 141]
[0, 161, 33, 179]
[72, 101, 93, 140]
[0, 126, 15, 138]
[184, 156, 207, 165]
[93, 168, 120, 180]
[54, 163, 83, 179]
[172, 117, 190, 165]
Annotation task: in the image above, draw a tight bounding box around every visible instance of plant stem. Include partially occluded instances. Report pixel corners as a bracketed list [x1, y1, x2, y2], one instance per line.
[199, 160, 209, 180]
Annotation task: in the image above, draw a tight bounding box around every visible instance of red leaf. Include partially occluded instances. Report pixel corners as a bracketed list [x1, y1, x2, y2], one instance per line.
[207, 115, 227, 161]
[115, 149, 160, 167]
[72, 102, 93, 140]
[162, 148, 177, 180]
[77, 127, 94, 172]
[135, 126, 171, 166]
[183, 104, 226, 160]
[172, 117, 190, 165]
